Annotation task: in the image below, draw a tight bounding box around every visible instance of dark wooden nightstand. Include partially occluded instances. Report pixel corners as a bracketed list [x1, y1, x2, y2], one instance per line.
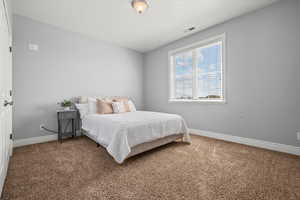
[57, 109, 77, 143]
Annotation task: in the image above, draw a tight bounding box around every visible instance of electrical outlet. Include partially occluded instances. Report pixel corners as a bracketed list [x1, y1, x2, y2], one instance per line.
[28, 43, 39, 51]
[297, 132, 300, 140]
[40, 124, 44, 131]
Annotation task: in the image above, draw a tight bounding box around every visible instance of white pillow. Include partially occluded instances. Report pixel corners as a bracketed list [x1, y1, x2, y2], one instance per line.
[78, 96, 88, 104]
[88, 97, 97, 114]
[112, 102, 126, 113]
[128, 100, 136, 112]
[75, 103, 88, 118]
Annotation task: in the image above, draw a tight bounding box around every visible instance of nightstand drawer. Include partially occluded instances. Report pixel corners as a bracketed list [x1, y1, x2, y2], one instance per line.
[57, 111, 77, 120]
[57, 109, 77, 143]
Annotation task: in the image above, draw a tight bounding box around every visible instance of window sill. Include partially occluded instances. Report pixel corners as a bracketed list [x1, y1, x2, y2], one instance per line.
[168, 99, 226, 104]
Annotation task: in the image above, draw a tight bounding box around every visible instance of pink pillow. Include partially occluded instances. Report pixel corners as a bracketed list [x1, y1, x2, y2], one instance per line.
[97, 99, 113, 114]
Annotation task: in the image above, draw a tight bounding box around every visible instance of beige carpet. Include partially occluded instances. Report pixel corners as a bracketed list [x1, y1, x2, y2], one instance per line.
[2, 135, 300, 200]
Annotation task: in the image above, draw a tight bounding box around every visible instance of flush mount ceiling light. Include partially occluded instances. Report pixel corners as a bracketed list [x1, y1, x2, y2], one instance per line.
[131, 0, 149, 14]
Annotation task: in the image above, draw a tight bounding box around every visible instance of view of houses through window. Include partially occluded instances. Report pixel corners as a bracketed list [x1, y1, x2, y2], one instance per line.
[170, 35, 225, 102]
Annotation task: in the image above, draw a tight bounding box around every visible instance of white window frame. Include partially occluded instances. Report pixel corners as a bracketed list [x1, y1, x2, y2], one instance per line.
[168, 33, 226, 103]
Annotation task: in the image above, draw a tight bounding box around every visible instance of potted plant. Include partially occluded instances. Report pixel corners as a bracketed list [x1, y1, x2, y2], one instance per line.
[58, 99, 72, 110]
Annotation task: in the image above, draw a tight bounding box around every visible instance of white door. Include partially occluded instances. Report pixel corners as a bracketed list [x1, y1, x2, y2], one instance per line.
[0, 0, 12, 195]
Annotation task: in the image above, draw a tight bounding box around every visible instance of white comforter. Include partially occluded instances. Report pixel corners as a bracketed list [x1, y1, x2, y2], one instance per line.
[82, 111, 190, 163]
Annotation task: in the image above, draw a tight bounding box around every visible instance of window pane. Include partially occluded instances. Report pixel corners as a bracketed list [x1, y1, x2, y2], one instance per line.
[197, 43, 222, 99]
[174, 51, 193, 99]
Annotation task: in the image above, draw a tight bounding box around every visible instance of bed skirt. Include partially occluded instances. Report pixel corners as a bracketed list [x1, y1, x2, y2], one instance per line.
[82, 129, 185, 161]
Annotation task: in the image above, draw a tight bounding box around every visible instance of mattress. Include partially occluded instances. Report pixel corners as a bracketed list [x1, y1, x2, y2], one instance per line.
[81, 111, 190, 163]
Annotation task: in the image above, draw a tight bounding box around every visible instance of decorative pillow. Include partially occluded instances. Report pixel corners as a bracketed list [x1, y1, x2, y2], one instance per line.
[88, 97, 97, 114]
[79, 96, 88, 104]
[102, 97, 113, 103]
[112, 97, 130, 112]
[97, 99, 113, 114]
[128, 100, 136, 112]
[112, 102, 126, 113]
[75, 103, 88, 118]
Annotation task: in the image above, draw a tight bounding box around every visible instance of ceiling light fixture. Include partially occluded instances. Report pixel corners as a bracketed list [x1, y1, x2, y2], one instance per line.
[131, 0, 149, 14]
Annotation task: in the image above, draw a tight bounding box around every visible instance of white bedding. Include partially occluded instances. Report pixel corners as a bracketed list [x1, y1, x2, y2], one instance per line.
[81, 111, 190, 163]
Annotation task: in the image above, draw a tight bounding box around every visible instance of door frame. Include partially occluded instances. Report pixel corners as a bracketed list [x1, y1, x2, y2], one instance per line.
[0, 0, 12, 196]
[2, 0, 12, 156]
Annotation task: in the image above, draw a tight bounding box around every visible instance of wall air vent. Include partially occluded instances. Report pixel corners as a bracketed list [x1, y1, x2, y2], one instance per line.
[184, 27, 196, 33]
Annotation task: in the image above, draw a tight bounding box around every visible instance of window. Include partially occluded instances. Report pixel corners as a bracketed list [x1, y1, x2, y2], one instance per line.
[169, 34, 225, 103]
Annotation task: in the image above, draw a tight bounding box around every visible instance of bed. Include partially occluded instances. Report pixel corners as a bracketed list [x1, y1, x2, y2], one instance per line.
[78, 110, 190, 164]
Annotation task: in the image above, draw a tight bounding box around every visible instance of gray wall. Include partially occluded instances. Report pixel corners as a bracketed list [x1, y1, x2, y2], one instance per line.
[13, 15, 144, 140]
[143, 0, 300, 146]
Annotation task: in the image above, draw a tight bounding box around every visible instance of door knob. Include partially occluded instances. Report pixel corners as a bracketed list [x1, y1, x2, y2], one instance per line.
[4, 100, 13, 107]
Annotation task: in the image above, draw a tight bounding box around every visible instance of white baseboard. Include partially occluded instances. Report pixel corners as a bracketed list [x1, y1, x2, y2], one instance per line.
[12, 130, 300, 155]
[13, 134, 58, 148]
[190, 129, 300, 156]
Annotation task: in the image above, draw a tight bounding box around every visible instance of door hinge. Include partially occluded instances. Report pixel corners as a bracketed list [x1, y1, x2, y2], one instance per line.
[10, 133, 13, 140]
[9, 46, 12, 53]
[9, 90, 12, 96]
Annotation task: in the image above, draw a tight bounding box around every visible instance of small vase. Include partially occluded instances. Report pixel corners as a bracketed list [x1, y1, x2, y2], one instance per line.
[63, 107, 70, 111]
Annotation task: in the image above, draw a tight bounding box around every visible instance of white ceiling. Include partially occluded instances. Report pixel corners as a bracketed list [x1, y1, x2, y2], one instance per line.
[13, 0, 279, 53]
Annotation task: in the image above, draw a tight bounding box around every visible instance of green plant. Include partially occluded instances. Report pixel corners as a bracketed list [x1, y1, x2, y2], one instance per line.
[58, 99, 72, 107]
